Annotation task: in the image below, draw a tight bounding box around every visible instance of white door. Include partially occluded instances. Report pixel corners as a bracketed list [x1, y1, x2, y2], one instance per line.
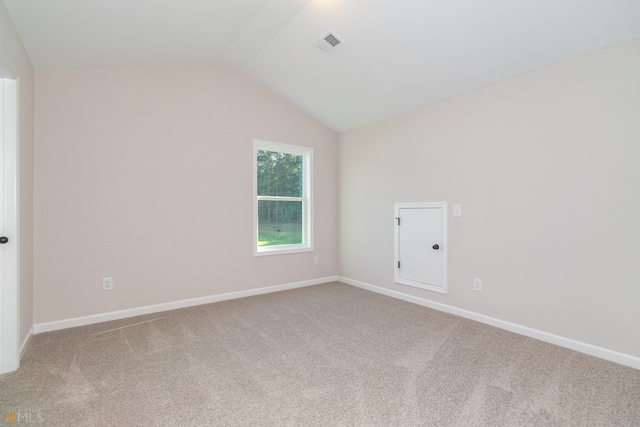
[0, 74, 19, 374]
[394, 203, 447, 294]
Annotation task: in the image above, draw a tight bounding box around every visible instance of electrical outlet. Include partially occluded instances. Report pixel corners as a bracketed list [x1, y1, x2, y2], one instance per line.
[102, 277, 113, 291]
[473, 278, 482, 292]
[314, 255, 320, 264]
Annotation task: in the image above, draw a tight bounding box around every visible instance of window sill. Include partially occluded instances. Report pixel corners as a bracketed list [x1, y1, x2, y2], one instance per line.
[254, 245, 313, 257]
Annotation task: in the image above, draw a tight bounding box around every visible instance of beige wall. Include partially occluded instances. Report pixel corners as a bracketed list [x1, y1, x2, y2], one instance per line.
[0, 3, 35, 348]
[34, 66, 338, 323]
[339, 38, 640, 358]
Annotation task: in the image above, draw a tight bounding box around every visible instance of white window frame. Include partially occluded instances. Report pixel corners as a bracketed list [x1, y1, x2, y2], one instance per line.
[253, 139, 313, 256]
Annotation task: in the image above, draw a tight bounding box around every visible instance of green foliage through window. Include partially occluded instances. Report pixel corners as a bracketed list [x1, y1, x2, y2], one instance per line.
[257, 202, 303, 246]
[257, 150, 302, 197]
[256, 149, 306, 251]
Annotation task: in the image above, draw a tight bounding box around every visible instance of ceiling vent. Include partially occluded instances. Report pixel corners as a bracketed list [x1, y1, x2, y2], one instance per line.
[316, 32, 344, 54]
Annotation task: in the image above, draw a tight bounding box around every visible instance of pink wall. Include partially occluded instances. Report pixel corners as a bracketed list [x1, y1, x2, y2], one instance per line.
[34, 65, 338, 323]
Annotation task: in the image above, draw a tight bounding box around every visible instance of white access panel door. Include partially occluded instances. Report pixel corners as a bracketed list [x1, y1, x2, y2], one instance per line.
[394, 203, 447, 294]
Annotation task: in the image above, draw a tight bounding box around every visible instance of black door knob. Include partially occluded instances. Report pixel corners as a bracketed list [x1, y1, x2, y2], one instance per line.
[432, 244, 439, 250]
[0, 236, 8, 244]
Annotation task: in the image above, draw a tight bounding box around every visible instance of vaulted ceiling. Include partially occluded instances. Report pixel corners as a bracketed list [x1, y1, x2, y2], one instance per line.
[5, 0, 640, 132]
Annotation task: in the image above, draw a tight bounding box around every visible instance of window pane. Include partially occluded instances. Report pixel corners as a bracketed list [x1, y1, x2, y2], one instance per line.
[257, 150, 302, 197]
[258, 200, 303, 247]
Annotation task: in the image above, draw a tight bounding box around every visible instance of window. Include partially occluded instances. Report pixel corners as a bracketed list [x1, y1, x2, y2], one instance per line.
[254, 140, 313, 255]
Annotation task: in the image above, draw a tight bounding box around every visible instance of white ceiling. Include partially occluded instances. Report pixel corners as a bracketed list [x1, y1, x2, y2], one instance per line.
[4, 0, 640, 132]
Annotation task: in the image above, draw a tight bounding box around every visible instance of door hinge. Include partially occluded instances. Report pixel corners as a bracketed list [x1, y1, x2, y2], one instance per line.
[396, 217, 400, 225]
[397, 261, 400, 268]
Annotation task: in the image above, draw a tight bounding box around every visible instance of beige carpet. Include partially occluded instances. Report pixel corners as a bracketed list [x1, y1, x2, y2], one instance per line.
[1, 282, 639, 426]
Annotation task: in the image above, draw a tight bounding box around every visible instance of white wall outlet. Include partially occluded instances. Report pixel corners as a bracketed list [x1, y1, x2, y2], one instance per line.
[314, 255, 320, 264]
[102, 277, 113, 291]
[473, 278, 482, 292]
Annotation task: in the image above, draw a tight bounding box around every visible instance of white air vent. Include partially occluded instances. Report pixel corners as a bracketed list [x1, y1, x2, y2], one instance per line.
[316, 31, 344, 54]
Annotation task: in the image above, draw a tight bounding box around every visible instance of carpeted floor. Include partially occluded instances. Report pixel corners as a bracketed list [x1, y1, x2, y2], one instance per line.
[1, 282, 639, 426]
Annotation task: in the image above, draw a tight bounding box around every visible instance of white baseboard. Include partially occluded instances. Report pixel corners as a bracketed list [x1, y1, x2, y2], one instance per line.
[338, 276, 640, 371]
[20, 325, 34, 359]
[34, 276, 338, 334]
